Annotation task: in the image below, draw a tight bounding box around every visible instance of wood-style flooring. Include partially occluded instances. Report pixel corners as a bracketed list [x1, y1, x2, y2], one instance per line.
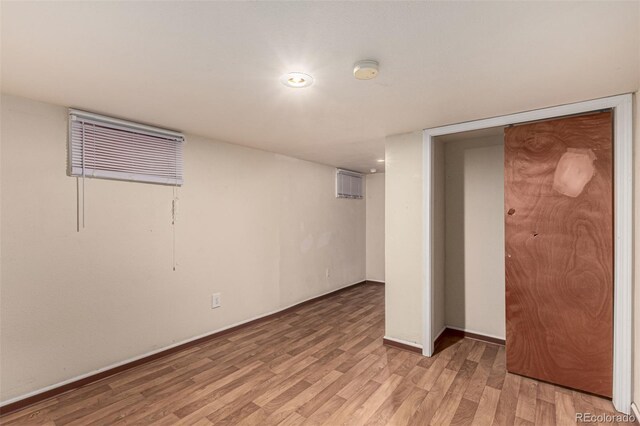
[0, 283, 629, 425]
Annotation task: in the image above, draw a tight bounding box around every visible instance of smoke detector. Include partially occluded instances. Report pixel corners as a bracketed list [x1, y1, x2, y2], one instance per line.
[353, 60, 379, 80]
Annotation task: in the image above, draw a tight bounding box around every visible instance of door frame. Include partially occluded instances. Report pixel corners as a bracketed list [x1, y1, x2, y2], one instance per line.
[422, 94, 633, 413]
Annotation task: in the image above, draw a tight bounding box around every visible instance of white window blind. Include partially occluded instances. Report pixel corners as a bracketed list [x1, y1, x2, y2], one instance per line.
[336, 169, 364, 199]
[68, 109, 184, 185]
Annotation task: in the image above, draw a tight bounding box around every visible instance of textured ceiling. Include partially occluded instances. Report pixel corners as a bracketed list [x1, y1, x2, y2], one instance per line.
[2, 1, 638, 173]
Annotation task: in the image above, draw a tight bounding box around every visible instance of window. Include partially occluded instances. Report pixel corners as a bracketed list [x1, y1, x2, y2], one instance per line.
[336, 169, 364, 199]
[68, 109, 184, 185]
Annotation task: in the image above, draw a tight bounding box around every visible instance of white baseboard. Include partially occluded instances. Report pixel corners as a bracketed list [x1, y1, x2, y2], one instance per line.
[0, 278, 366, 407]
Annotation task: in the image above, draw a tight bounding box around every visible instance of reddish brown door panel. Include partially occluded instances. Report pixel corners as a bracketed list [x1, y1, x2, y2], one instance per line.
[504, 111, 613, 397]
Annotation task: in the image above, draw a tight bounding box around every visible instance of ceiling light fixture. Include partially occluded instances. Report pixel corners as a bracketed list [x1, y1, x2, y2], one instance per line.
[377, 159, 385, 163]
[281, 72, 314, 88]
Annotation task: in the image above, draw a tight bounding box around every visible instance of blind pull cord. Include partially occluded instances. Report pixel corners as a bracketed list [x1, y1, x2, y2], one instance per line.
[77, 123, 86, 232]
[171, 140, 179, 271]
[172, 186, 178, 271]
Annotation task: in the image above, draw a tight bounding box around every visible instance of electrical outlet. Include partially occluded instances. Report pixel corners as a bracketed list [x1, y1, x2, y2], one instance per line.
[211, 293, 221, 309]
[325, 268, 330, 278]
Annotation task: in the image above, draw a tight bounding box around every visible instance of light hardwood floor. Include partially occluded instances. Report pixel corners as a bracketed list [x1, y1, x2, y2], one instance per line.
[0, 283, 630, 425]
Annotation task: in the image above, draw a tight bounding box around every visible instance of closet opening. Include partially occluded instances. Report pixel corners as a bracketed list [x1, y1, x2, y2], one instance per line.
[421, 94, 632, 413]
[431, 126, 507, 350]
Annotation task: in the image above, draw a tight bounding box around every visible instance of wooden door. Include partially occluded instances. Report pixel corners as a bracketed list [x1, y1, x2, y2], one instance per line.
[504, 111, 613, 397]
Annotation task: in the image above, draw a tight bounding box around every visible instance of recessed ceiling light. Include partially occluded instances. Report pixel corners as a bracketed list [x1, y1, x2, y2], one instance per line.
[377, 159, 385, 163]
[370, 168, 377, 173]
[281, 72, 314, 88]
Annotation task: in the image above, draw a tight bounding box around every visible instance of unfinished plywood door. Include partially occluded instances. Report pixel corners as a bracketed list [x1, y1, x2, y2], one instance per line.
[504, 111, 613, 397]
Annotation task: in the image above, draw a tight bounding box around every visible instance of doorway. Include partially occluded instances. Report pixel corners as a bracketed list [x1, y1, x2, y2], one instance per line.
[434, 127, 506, 342]
[422, 94, 633, 414]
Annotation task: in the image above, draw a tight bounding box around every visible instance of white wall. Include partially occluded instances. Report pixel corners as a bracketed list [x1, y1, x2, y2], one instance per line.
[443, 136, 505, 339]
[365, 173, 385, 282]
[385, 131, 423, 346]
[433, 141, 446, 340]
[632, 92, 640, 412]
[0, 94, 366, 403]
[631, 8, 639, 408]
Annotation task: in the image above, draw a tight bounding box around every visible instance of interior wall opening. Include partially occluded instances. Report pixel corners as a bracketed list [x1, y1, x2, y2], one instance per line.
[433, 126, 507, 343]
